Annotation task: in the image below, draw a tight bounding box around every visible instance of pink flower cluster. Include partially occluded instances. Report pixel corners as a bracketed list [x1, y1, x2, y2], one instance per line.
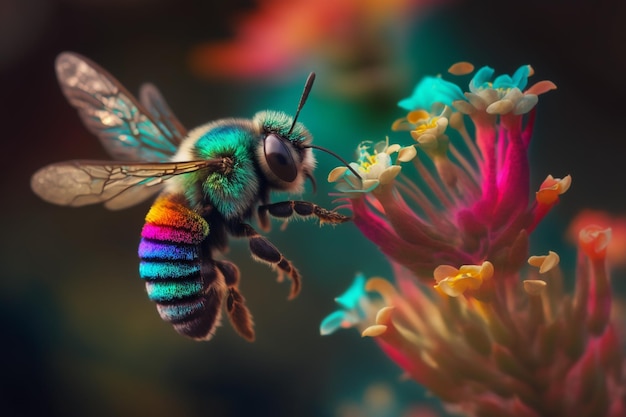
[322, 63, 626, 417]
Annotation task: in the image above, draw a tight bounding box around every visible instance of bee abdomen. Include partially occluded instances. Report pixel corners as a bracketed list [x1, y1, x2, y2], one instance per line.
[138, 197, 223, 340]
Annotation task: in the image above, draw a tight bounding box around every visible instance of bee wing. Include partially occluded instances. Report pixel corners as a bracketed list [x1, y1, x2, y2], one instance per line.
[56, 52, 186, 162]
[139, 83, 188, 145]
[31, 160, 217, 210]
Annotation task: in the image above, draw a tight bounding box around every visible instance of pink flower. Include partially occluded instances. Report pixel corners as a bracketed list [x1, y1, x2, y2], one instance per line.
[322, 63, 626, 417]
[325, 234, 625, 416]
[333, 64, 566, 291]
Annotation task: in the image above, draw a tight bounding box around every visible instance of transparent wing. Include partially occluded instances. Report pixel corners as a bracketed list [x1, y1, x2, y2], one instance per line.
[139, 83, 188, 145]
[31, 160, 218, 210]
[56, 52, 187, 162]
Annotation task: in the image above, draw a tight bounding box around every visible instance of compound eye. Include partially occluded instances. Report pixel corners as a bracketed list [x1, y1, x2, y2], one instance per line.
[264, 134, 297, 182]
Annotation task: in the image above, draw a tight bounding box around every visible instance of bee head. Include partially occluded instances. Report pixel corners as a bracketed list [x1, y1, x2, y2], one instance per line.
[253, 72, 361, 195]
[253, 110, 316, 194]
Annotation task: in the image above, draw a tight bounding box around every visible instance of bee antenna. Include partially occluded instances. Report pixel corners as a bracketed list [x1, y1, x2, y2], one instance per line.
[288, 72, 316, 136]
[304, 144, 363, 182]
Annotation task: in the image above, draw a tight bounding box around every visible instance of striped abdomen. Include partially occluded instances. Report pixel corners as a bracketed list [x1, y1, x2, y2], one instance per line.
[138, 197, 225, 340]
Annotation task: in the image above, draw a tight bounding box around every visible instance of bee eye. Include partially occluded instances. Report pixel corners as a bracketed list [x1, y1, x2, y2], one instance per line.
[264, 134, 297, 182]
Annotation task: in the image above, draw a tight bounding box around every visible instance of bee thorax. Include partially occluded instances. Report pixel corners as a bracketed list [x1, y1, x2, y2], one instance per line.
[220, 156, 235, 176]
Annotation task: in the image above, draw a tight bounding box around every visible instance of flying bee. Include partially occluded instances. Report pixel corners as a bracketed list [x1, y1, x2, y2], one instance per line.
[31, 52, 361, 341]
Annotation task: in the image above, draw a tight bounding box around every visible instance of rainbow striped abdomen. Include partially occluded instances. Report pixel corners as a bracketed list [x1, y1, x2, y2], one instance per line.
[138, 197, 224, 340]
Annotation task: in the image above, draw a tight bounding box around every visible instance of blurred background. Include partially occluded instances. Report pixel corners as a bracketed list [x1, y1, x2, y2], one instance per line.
[1, 0, 625, 416]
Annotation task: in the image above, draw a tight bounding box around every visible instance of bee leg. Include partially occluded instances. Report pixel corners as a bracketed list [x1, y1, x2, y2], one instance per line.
[257, 205, 271, 232]
[229, 222, 301, 299]
[258, 201, 351, 226]
[215, 260, 255, 341]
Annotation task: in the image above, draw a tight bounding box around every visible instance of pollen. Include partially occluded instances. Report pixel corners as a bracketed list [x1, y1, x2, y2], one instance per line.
[528, 251, 560, 273]
[362, 325, 388, 338]
[413, 117, 440, 136]
[523, 279, 547, 295]
[359, 154, 378, 173]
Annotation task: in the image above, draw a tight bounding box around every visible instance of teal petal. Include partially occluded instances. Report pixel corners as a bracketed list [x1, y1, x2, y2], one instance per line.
[320, 310, 349, 335]
[470, 66, 495, 90]
[472, 65, 531, 91]
[335, 273, 367, 310]
[493, 74, 514, 89]
[398, 76, 465, 111]
[511, 65, 531, 90]
[320, 273, 374, 336]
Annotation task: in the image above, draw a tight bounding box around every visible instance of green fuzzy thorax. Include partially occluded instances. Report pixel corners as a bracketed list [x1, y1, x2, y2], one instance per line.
[194, 123, 260, 219]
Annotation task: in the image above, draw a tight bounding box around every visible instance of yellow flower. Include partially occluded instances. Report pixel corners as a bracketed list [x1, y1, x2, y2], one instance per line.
[392, 107, 450, 143]
[433, 261, 494, 297]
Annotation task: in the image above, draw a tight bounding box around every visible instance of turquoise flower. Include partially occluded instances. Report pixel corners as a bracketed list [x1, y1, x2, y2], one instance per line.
[455, 64, 556, 115]
[398, 75, 465, 111]
[469, 65, 531, 91]
[320, 273, 374, 335]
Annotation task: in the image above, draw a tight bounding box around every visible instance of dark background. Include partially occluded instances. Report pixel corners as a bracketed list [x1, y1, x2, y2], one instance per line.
[1, 0, 625, 416]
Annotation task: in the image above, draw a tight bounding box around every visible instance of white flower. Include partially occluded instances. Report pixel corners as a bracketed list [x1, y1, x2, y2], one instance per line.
[328, 138, 416, 195]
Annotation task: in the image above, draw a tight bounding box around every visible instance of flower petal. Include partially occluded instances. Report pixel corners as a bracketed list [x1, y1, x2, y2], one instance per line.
[523, 280, 547, 295]
[486, 99, 515, 114]
[536, 175, 572, 205]
[464, 92, 488, 110]
[433, 265, 460, 283]
[407, 110, 431, 124]
[386, 144, 401, 154]
[510, 64, 532, 90]
[478, 261, 494, 279]
[435, 276, 481, 297]
[320, 310, 350, 335]
[448, 61, 475, 76]
[397, 146, 417, 162]
[375, 306, 395, 325]
[391, 117, 414, 131]
[378, 165, 402, 185]
[469, 66, 495, 91]
[513, 94, 538, 115]
[335, 273, 368, 309]
[453, 99, 476, 114]
[503, 87, 524, 102]
[399, 76, 465, 111]
[366, 278, 398, 305]
[362, 324, 388, 337]
[579, 226, 612, 259]
[361, 179, 380, 192]
[477, 88, 499, 105]
[412, 133, 437, 149]
[328, 166, 348, 182]
[528, 251, 560, 273]
[433, 261, 492, 296]
[525, 80, 557, 95]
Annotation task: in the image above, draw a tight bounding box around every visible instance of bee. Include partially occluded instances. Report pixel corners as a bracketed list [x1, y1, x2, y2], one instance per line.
[31, 52, 361, 341]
